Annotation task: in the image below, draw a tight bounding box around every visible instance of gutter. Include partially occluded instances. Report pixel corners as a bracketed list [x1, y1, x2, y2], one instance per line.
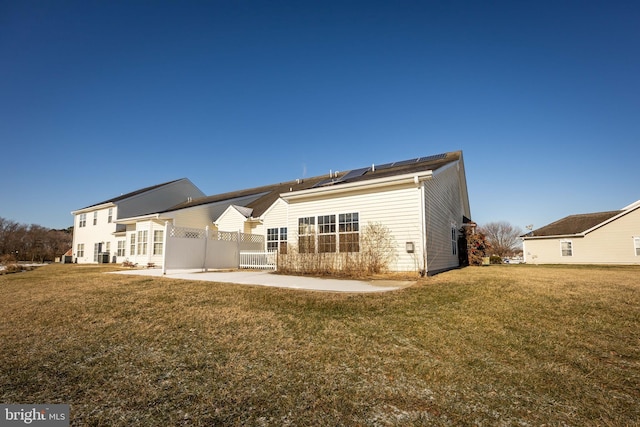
[114, 213, 172, 225]
[280, 170, 433, 201]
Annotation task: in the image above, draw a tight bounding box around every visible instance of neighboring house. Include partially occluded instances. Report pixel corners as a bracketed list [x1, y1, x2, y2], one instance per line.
[71, 178, 205, 264]
[71, 151, 471, 274]
[522, 200, 640, 265]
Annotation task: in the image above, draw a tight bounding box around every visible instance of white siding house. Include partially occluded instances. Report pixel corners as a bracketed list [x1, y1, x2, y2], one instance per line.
[523, 200, 640, 265]
[71, 151, 472, 275]
[71, 178, 205, 265]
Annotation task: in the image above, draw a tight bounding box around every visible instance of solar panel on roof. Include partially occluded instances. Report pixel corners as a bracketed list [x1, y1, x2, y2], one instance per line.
[339, 167, 370, 181]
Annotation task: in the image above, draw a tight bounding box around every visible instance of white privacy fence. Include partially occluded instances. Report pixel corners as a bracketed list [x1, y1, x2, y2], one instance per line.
[163, 225, 265, 273]
[239, 251, 277, 270]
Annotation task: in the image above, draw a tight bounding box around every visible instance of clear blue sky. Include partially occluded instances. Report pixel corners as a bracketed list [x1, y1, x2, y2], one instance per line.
[1, 0, 638, 231]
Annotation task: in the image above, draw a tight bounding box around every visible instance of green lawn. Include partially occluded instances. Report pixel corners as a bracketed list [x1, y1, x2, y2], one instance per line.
[1, 264, 639, 426]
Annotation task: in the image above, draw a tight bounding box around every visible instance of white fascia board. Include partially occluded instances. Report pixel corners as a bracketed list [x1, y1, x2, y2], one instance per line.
[621, 199, 640, 211]
[280, 171, 433, 201]
[71, 202, 116, 215]
[114, 213, 172, 225]
[582, 202, 640, 235]
[523, 233, 585, 240]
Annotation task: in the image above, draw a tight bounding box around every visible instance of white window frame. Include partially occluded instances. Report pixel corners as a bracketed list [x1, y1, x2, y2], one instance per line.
[297, 212, 360, 254]
[451, 225, 458, 256]
[77, 243, 84, 258]
[338, 212, 359, 253]
[117, 240, 126, 257]
[298, 217, 316, 253]
[317, 215, 336, 253]
[561, 240, 573, 257]
[267, 227, 288, 253]
[153, 230, 164, 255]
[93, 211, 98, 226]
[108, 208, 113, 223]
[634, 237, 640, 256]
[78, 213, 86, 228]
[137, 230, 148, 255]
[130, 233, 136, 256]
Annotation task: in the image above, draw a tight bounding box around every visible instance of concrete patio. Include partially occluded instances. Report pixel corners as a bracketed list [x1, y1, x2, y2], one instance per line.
[112, 268, 412, 292]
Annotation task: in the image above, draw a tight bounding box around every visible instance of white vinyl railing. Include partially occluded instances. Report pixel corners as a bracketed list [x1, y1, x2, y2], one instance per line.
[239, 251, 277, 270]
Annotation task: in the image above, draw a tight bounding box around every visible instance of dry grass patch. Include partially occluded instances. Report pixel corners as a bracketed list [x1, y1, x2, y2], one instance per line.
[1, 263, 639, 426]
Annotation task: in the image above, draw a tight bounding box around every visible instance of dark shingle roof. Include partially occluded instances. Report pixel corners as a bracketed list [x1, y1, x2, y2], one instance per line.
[166, 151, 462, 218]
[530, 210, 621, 237]
[81, 178, 186, 209]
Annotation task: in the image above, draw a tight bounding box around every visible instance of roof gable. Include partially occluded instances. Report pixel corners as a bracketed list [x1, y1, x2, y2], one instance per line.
[530, 211, 621, 237]
[526, 199, 640, 238]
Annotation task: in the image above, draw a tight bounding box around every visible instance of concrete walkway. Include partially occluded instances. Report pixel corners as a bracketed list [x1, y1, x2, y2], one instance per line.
[112, 268, 412, 293]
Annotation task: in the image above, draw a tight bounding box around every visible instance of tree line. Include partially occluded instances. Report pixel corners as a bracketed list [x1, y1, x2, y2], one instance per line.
[0, 217, 72, 263]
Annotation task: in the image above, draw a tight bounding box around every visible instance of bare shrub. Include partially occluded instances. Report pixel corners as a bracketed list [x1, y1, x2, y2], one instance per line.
[277, 222, 397, 277]
[0, 254, 17, 265]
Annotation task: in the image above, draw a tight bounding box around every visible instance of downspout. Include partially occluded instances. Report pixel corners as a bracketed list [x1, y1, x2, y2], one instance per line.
[419, 181, 427, 276]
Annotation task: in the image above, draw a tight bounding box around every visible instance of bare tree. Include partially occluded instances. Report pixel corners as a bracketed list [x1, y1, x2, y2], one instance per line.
[0, 217, 72, 262]
[478, 221, 523, 258]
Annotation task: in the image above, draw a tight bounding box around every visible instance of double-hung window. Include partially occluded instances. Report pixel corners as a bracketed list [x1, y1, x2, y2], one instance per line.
[78, 213, 86, 228]
[561, 240, 573, 257]
[634, 237, 640, 256]
[318, 215, 336, 253]
[298, 217, 316, 253]
[338, 213, 359, 252]
[153, 230, 164, 255]
[117, 240, 126, 257]
[77, 243, 84, 258]
[267, 227, 288, 253]
[108, 208, 113, 223]
[130, 233, 136, 256]
[93, 211, 98, 226]
[137, 230, 148, 255]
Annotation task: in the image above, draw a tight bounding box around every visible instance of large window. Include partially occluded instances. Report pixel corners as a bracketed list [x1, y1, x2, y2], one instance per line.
[78, 213, 86, 228]
[298, 217, 315, 253]
[297, 213, 360, 254]
[117, 240, 126, 257]
[339, 213, 359, 252]
[318, 215, 336, 253]
[634, 237, 640, 256]
[561, 240, 573, 257]
[77, 243, 84, 258]
[153, 230, 164, 255]
[137, 230, 148, 255]
[267, 227, 288, 253]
